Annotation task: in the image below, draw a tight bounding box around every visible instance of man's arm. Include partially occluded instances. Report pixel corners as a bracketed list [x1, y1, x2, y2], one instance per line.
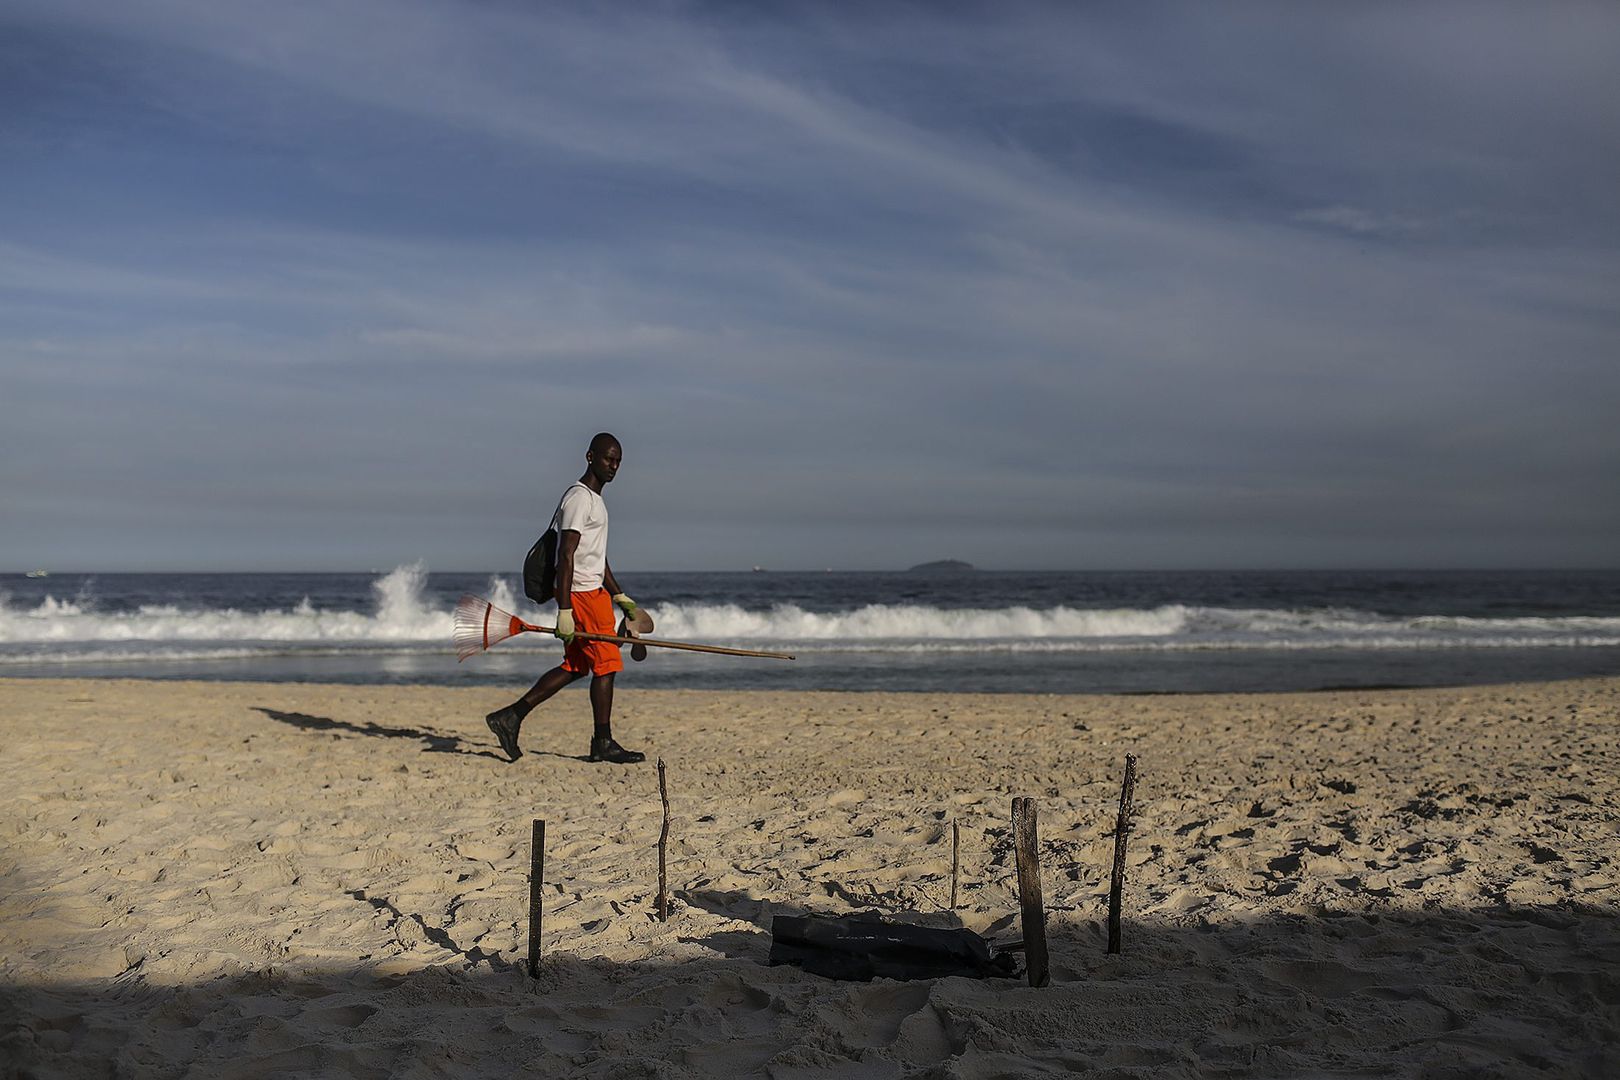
[551, 530, 581, 641]
[603, 561, 639, 618]
[555, 530, 580, 606]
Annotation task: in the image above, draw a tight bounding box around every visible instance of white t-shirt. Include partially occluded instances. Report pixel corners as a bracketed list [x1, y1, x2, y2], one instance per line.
[551, 482, 609, 593]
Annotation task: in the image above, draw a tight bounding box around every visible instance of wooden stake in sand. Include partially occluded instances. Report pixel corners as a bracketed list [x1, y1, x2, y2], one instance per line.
[950, 819, 960, 910]
[1012, 797, 1050, 988]
[528, 819, 545, 977]
[1107, 754, 1138, 955]
[657, 759, 670, 922]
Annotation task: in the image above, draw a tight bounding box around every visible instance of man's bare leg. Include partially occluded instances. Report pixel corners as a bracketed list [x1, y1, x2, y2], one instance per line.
[486, 666, 583, 762]
[522, 666, 584, 710]
[587, 673, 644, 764]
[589, 671, 614, 735]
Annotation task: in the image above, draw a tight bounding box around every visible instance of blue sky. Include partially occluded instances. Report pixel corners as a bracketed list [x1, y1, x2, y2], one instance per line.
[3, 1, 1618, 571]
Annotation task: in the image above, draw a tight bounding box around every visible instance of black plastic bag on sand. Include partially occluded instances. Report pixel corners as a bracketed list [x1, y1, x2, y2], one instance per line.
[768, 914, 1018, 982]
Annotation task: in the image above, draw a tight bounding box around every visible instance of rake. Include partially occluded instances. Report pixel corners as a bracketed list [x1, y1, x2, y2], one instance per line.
[453, 594, 795, 662]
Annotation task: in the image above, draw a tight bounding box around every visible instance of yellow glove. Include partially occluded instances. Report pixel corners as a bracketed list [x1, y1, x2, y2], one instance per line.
[612, 593, 639, 619]
[554, 608, 575, 643]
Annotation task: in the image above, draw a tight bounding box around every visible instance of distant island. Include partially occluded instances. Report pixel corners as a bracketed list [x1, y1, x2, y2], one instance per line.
[907, 559, 975, 573]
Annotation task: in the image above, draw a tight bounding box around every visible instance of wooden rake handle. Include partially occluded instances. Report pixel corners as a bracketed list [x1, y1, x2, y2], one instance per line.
[519, 620, 795, 661]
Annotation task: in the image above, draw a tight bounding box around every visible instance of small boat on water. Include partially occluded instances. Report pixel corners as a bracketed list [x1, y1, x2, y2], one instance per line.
[25, 569, 48, 578]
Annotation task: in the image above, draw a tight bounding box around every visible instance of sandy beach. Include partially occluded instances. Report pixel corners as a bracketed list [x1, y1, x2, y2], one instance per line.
[2, 675, 1616, 1078]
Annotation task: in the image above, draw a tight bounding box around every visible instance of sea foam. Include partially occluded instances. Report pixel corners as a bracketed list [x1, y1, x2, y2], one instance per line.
[2, 565, 1618, 666]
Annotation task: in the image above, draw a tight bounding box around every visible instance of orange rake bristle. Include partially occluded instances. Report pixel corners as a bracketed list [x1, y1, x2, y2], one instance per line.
[453, 593, 531, 661]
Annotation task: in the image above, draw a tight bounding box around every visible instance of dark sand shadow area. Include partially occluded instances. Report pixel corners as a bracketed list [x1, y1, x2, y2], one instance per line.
[252, 707, 506, 760]
[253, 706, 596, 762]
[5, 903, 1616, 1079]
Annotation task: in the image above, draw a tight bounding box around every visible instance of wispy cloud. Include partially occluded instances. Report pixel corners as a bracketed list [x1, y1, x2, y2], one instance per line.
[2, 1, 1617, 569]
[1292, 205, 1432, 237]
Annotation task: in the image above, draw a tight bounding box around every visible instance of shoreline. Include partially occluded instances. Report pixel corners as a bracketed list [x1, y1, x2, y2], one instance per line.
[4, 676, 1617, 1076]
[3, 662, 1619, 697]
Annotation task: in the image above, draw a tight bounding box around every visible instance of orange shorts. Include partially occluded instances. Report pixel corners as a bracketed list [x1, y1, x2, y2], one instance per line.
[560, 588, 623, 676]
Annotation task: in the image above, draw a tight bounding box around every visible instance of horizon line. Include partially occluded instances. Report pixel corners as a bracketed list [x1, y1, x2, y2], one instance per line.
[8, 566, 1620, 576]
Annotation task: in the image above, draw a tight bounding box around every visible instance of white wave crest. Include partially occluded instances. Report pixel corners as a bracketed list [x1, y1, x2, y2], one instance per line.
[651, 602, 1192, 641]
[2, 570, 1618, 668]
[0, 564, 453, 646]
[649, 602, 1620, 647]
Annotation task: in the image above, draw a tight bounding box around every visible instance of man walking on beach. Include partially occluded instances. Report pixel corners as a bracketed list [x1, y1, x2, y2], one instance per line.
[485, 433, 646, 765]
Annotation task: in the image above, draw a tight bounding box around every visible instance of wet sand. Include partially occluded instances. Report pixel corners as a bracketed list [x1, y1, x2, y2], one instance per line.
[2, 676, 1617, 1078]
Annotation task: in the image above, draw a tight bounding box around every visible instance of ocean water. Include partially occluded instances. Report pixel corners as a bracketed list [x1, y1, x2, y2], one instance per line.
[2, 566, 1618, 693]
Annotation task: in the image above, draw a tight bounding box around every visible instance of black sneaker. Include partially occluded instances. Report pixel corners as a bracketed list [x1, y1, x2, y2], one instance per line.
[588, 735, 645, 764]
[485, 706, 523, 762]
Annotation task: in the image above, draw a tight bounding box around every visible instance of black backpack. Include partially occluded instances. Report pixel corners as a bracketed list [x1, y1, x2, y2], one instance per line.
[522, 528, 558, 605]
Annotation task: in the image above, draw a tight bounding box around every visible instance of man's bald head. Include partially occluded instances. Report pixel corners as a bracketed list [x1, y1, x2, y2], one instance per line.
[582, 432, 623, 488]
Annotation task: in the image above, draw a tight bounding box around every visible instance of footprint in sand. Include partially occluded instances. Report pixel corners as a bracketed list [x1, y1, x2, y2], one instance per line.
[307, 1002, 378, 1030]
[452, 840, 517, 863]
[823, 981, 934, 1049]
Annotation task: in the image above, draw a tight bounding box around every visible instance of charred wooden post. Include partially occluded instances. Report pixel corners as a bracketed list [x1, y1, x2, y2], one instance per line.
[657, 759, 670, 922]
[528, 818, 545, 977]
[950, 819, 961, 910]
[1012, 797, 1050, 987]
[1107, 755, 1138, 955]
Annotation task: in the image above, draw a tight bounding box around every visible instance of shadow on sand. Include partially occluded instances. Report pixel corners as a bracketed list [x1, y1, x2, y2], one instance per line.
[6, 899, 1615, 1078]
[678, 888, 1011, 965]
[251, 707, 508, 761]
[252, 706, 596, 763]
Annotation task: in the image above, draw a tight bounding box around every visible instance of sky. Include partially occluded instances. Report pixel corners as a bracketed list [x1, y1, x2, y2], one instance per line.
[3, 1, 1618, 572]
